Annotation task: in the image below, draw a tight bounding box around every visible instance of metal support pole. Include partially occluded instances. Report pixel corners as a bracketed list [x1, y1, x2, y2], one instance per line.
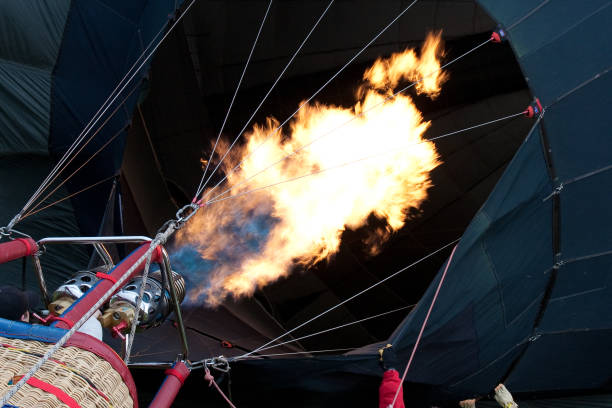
[93, 242, 114, 269]
[128, 361, 174, 370]
[32, 254, 50, 306]
[38, 236, 152, 245]
[160, 247, 189, 359]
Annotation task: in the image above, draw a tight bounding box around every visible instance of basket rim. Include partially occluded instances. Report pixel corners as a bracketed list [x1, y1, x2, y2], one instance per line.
[0, 318, 138, 407]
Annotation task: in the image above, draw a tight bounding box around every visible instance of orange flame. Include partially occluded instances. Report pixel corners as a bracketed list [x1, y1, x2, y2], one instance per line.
[178, 32, 447, 305]
[364, 30, 447, 96]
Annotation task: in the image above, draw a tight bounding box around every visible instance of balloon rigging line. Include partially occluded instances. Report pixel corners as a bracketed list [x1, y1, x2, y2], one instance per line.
[9, 0, 198, 229]
[21, 56, 154, 219]
[232, 347, 356, 360]
[204, 366, 237, 408]
[195, 0, 274, 199]
[390, 244, 458, 407]
[203, 36, 493, 204]
[23, 85, 139, 217]
[26, 0, 198, 215]
[231, 304, 415, 359]
[125, 251, 154, 363]
[236, 238, 460, 360]
[196, 0, 420, 199]
[190, 347, 358, 370]
[204, 110, 525, 206]
[20, 174, 118, 220]
[195, 0, 336, 198]
[506, 0, 550, 31]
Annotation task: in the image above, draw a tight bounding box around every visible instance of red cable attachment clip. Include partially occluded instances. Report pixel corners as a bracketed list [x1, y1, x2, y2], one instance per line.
[95, 272, 118, 284]
[490, 28, 506, 43]
[33, 313, 76, 328]
[524, 97, 543, 118]
[192, 197, 205, 207]
[111, 321, 128, 340]
[32, 312, 50, 324]
[221, 340, 233, 349]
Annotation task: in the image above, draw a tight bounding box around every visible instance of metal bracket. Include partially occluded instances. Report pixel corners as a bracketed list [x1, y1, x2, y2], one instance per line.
[160, 246, 189, 359]
[93, 243, 114, 270]
[0, 227, 32, 240]
[209, 356, 230, 373]
[33, 236, 152, 306]
[175, 203, 200, 228]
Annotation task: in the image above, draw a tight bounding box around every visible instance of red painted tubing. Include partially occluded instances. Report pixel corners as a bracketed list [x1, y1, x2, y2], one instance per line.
[379, 369, 405, 408]
[0, 238, 38, 264]
[149, 361, 190, 408]
[54, 243, 162, 330]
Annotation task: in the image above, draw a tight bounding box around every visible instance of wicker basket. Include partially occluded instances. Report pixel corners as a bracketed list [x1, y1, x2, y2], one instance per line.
[0, 336, 133, 408]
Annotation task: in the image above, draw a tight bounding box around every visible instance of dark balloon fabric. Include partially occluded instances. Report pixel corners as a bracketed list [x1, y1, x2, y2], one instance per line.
[386, 0, 612, 400]
[0, 1, 182, 291]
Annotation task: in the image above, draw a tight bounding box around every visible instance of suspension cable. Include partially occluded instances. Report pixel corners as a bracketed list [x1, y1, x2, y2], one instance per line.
[231, 304, 415, 360]
[232, 347, 357, 360]
[205, 110, 525, 206]
[8, 0, 198, 230]
[24, 109, 133, 218]
[203, 36, 492, 204]
[236, 238, 459, 360]
[124, 251, 153, 363]
[195, 0, 274, 199]
[196, 0, 419, 200]
[194, 0, 335, 198]
[20, 174, 118, 220]
[31, 0, 197, 209]
[389, 244, 458, 408]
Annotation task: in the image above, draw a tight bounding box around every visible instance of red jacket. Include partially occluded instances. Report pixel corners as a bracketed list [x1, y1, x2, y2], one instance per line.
[379, 369, 405, 408]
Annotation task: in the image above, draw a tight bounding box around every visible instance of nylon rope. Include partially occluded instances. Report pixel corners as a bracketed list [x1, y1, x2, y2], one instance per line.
[205, 110, 525, 206]
[124, 250, 153, 363]
[231, 304, 414, 359]
[203, 36, 493, 204]
[237, 238, 459, 360]
[194, 0, 335, 198]
[0, 221, 181, 404]
[196, 0, 419, 200]
[204, 366, 237, 408]
[8, 0, 197, 230]
[195, 0, 273, 199]
[389, 244, 458, 408]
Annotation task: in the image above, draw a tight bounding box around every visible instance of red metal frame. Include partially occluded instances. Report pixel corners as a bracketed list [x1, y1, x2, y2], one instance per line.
[0, 238, 38, 264]
[149, 361, 191, 408]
